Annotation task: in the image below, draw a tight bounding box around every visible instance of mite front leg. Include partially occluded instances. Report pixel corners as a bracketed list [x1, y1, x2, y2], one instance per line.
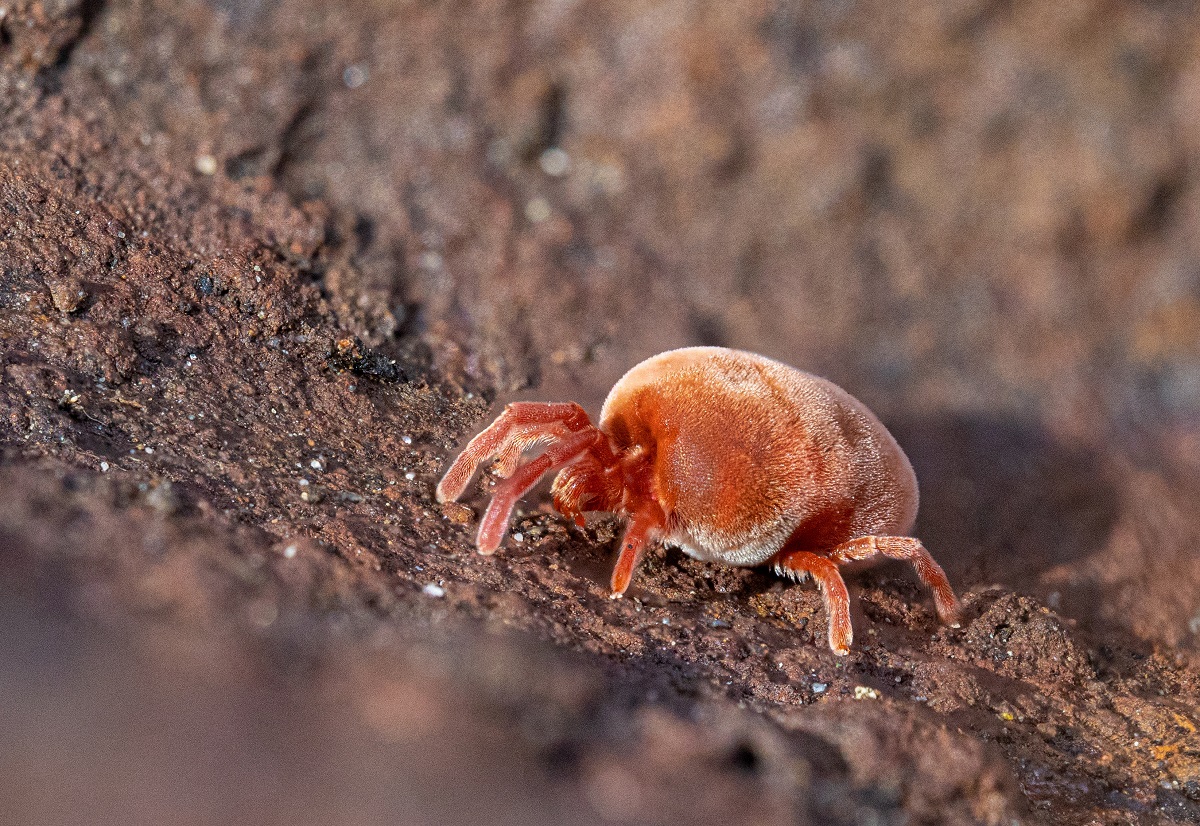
[475, 429, 604, 554]
[770, 549, 854, 655]
[437, 402, 591, 503]
[829, 536, 962, 627]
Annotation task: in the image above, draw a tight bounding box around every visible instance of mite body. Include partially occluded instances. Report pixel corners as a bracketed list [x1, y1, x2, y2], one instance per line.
[437, 346, 961, 654]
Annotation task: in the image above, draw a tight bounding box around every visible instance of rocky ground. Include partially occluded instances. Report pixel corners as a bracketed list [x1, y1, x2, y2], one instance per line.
[2, 1, 1200, 824]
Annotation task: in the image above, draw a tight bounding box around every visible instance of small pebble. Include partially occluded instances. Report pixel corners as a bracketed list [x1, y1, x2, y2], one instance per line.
[401, 435, 413, 445]
[512, 532, 524, 542]
[310, 459, 323, 470]
[812, 683, 828, 693]
[853, 686, 880, 700]
[538, 147, 570, 177]
[343, 64, 368, 89]
[423, 583, 445, 598]
[404, 471, 416, 480]
[195, 154, 218, 175]
[525, 197, 552, 223]
[440, 502, 473, 524]
[283, 544, 298, 559]
[99, 461, 109, 472]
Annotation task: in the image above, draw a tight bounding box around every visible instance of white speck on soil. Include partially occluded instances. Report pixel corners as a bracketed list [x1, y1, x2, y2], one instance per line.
[423, 583, 445, 598]
[538, 147, 570, 177]
[525, 197, 552, 223]
[343, 64, 369, 88]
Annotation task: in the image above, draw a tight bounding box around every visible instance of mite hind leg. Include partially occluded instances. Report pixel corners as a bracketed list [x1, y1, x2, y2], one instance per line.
[769, 549, 854, 656]
[829, 536, 962, 627]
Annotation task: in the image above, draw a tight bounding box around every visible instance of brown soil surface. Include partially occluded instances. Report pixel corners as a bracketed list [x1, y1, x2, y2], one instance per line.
[3, 2, 1200, 824]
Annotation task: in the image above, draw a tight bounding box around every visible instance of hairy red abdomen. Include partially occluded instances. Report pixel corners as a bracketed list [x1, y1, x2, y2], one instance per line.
[599, 347, 917, 565]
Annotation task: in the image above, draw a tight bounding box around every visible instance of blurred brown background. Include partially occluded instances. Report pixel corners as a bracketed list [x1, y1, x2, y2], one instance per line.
[2, 1, 1200, 824]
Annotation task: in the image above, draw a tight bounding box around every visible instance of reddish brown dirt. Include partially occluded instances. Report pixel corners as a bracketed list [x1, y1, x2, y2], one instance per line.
[3, 2, 1200, 824]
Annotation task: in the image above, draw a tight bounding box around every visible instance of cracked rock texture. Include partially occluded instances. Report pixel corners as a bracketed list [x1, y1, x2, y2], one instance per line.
[2, 2, 1200, 824]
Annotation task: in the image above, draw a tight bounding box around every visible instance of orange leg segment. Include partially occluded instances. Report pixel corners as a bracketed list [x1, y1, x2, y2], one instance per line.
[437, 402, 591, 504]
[828, 536, 962, 627]
[475, 429, 604, 554]
[770, 549, 854, 656]
[609, 505, 666, 598]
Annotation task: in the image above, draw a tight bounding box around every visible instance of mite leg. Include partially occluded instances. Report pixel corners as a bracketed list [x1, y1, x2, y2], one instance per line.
[475, 429, 604, 554]
[770, 549, 854, 656]
[829, 536, 962, 627]
[609, 504, 667, 598]
[437, 402, 591, 503]
[551, 456, 620, 526]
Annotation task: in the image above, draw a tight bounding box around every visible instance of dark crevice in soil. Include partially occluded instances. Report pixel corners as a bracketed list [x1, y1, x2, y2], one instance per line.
[56, 0, 107, 68]
[34, 0, 107, 92]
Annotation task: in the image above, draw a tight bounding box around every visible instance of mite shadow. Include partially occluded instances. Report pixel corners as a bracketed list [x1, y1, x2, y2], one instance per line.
[887, 413, 1119, 606]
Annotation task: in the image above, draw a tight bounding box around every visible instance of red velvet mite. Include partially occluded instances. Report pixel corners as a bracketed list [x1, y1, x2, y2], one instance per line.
[437, 346, 961, 654]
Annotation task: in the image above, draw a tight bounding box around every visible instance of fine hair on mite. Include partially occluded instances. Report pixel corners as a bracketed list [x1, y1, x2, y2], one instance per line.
[438, 346, 961, 655]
